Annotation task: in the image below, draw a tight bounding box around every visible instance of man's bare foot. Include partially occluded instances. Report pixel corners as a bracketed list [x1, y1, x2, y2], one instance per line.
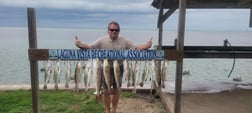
[112, 109, 116, 113]
[106, 109, 110, 113]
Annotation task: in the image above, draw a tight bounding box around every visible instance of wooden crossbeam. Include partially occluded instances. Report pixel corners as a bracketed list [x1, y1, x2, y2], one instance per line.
[152, 0, 252, 9]
[28, 47, 252, 61]
[162, 46, 252, 58]
[28, 49, 179, 61]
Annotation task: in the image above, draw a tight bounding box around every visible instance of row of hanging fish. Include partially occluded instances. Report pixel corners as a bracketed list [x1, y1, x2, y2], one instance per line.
[40, 59, 169, 94]
[42, 60, 62, 90]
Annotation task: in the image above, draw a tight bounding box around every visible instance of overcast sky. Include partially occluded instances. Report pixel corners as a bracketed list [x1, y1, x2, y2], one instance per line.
[0, 0, 251, 31]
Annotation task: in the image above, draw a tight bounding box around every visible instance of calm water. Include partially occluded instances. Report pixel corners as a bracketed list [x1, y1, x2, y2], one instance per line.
[0, 27, 252, 85]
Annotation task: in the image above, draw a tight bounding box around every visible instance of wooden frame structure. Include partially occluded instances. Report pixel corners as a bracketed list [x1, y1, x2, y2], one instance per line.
[27, 8, 179, 113]
[27, 8, 40, 113]
[151, 0, 252, 113]
[27, 0, 252, 112]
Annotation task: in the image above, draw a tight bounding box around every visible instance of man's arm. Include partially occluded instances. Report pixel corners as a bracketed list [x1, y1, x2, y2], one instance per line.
[135, 37, 153, 50]
[75, 36, 91, 49]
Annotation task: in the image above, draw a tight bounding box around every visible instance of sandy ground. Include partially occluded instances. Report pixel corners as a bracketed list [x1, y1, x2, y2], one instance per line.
[116, 89, 252, 113]
[163, 89, 252, 113]
[116, 93, 166, 113]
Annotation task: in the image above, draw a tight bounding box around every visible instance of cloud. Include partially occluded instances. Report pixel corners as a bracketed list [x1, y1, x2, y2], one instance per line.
[0, 0, 158, 29]
[0, 0, 251, 31]
[0, 0, 155, 13]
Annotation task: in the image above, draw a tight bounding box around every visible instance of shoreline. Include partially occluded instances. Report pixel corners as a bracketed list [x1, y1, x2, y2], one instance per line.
[1, 83, 252, 93]
[1, 84, 251, 113]
[0, 83, 153, 91]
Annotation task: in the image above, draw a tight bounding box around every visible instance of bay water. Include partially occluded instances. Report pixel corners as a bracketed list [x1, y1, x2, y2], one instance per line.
[0, 27, 252, 87]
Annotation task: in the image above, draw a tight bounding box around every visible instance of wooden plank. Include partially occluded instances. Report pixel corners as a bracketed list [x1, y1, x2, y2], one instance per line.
[28, 48, 252, 61]
[29, 49, 49, 61]
[29, 49, 166, 61]
[165, 49, 181, 60]
[174, 0, 186, 112]
[161, 8, 177, 24]
[162, 46, 252, 51]
[250, 7, 252, 27]
[157, 2, 164, 87]
[186, 0, 252, 9]
[160, 92, 173, 113]
[162, 46, 252, 58]
[157, 88, 173, 113]
[184, 51, 252, 58]
[152, 0, 252, 9]
[157, 0, 164, 28]
[27, 8, 40, 113]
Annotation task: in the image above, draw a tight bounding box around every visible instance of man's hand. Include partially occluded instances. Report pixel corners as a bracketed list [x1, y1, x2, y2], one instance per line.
[74, 36, 91, 49]
[75, 36, 81, 47]
[146, 37, 153, 48]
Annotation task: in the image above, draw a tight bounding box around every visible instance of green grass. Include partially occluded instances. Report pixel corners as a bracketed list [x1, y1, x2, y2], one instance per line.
[0, 90, 165, 113]
[0, 89, 104, 113]
[120, 92, 138, 98]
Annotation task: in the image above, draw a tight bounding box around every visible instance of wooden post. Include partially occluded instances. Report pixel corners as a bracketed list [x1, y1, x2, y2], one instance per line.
[250, 7, 252, 27]
[27, 8, 40, 113]
[174, 0, 186, 113]
[157, 1, 164, 87]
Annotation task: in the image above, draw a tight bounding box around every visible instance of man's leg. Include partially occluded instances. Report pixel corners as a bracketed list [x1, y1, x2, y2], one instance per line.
[104, 89, 111, 113]
[102, 67, 111, 113]
[111, 65, 123, 113]
[111, 88, 119, 113]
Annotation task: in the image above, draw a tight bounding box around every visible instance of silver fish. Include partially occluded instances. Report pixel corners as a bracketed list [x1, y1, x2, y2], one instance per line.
[43, 60, 52, 89]
[161, 60, 168, 88]
[133, 61, 140, 93]
[74, 61, 82, 92]
[139, 60, 149, 87]
[94, 58, 102, 100]
[65, 60, 71, 88]
[151, 60, 159, 88]
[113, 60, 121, 91]
[53, 60, 61, 90]
[129, 61, 135, 87]
[103, 59, 111, 93]
[84, 60, 92, 93]
[123, 60, 130, 88]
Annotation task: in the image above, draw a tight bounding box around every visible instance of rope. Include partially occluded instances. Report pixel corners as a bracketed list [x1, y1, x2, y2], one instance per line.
[224, 39, 236, 78]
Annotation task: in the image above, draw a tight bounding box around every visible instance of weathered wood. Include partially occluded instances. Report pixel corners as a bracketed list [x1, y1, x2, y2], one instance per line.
[27, 8, 40, 113]
[159, 90, 173, 113]
[29, 49, 49, 61]
[162, 46, 252, 51]
[152, 1, 252, 113]
[250, 7, 252, 27]
[184, 51, 252, 58]
[152, 0, 252, 9]
[162, 46, 252, 58]
[161, 8, 177, 24]
[157, 0, 164, 28]
[28, 49, 173, 60]
[28, 48, 252, 61]
[174, 0, 186, 113]
[157, 1, 164, 87]
[164, 49, 181, 60]
[29, 49, 167, 60]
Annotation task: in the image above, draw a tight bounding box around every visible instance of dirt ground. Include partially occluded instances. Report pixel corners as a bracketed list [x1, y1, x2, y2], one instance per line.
[3, 84, 251, 113]
[163, 89, 252, 113]
[110, 89, 252, 113]
[0, 84, 166, 113]
[116, 93, 166, 113]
